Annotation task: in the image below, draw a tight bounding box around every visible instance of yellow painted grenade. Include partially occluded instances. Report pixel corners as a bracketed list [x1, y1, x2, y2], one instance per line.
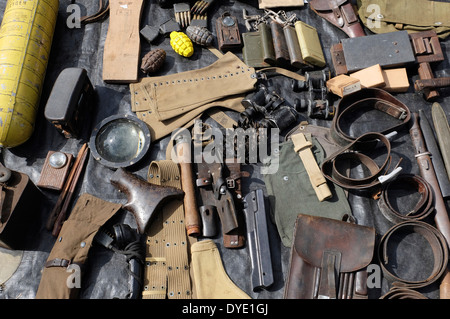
[170, 31, 194, 58]
[0, 0, 59, 148]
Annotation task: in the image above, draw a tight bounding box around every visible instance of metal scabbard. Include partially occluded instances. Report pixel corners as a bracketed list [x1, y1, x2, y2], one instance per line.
[243, 189, 274, 292]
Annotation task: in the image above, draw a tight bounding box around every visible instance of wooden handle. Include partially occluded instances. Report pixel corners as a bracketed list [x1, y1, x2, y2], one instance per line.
[176, 140, 201, 237]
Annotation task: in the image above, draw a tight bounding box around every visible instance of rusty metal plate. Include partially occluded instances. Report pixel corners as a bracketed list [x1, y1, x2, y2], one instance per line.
[341, 31, 416, 73]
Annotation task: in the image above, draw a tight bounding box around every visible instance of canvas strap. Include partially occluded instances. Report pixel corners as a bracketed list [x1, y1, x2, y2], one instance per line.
[142, 160, 192, 299]
[291, 133, 331, 202]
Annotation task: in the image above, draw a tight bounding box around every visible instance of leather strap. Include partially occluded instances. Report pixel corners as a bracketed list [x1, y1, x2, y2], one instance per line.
[377, 174, 434, 224]
[321, 132, 402, 191]
[291, 133, 332, 202]
[380, 287, 428, 299]
[378, 221, 448, 290]
[45, 258, 71, 268]
[331, 88, 411, 147]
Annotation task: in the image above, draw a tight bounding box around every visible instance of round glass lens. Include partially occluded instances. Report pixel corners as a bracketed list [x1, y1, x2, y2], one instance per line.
[95, 119, 146, 164]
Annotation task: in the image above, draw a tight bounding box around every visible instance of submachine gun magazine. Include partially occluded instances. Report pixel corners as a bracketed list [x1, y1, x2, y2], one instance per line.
[243, 189, 274, 291]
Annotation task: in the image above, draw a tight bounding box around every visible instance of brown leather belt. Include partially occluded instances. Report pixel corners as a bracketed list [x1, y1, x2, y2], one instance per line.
[330, 88, 411, 147]
[380, 287, 428, 299]
[377, 174, 434, 224]
[378, 221, 448, 290]
[321, 132, 402, 191]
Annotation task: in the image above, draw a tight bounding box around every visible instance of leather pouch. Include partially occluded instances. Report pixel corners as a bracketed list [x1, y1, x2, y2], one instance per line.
[309, 0, 365, 38]
[0, 169, 42, 250]
[284, 214, 375, 299]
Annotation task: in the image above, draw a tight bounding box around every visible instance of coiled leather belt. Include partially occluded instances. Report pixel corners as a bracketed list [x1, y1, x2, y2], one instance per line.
[377, 174, 435, 224]
[321, 132, 402, 191]
[378, 221, 448, 290]
[330, 88, 411, 147]
[380, 287, 428, 299]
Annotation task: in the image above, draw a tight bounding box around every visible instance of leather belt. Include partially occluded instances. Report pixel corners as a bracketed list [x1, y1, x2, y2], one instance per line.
[378, 221, 448, 290]
[321, 132, 402, 191]
[331, 88, 411, 147]
[377, 174, 434, 224]
[380, 287, 428, 299]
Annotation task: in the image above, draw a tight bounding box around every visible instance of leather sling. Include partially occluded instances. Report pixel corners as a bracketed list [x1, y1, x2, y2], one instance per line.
[330, 88, 411, 147]
[378, 220, 448, 290]
[143, 160, 192, 299]
[377, 174, 434, 225]
[284, 214, 375, 299]
[309, 0, 365, 38]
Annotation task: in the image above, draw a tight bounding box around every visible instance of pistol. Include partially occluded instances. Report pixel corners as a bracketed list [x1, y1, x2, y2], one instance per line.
[110, 168, 185, 234]
[243, 189, 274, 291]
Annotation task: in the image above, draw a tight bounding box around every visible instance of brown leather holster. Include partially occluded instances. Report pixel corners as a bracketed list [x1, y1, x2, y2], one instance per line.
[0, 169, 42, 250]
[309, 0, 365, 38]
[284, 214, 375, 299]
[195, 157, 248, 249]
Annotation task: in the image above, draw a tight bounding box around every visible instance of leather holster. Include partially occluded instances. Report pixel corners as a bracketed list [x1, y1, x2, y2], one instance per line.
[309, 0, 365, 38]
[284, 214, 375, 299]
[0, 170, 42, 250]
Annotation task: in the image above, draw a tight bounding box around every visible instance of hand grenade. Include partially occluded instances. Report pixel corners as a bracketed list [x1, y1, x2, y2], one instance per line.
[170, 31, 194, 57]
[140, 48, 166, 73]
[186, 26, 213, 47]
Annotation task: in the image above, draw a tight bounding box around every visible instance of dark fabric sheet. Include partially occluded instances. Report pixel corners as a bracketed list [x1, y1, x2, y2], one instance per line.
[0, 0, 449, 300]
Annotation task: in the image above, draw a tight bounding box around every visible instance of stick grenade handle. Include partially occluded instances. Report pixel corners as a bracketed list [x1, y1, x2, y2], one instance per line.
[175, 135, 201, 237]
[410, 112, 450, 299]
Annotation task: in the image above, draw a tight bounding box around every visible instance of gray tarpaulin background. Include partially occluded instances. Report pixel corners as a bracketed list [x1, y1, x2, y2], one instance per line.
[0, 0, 449, 301]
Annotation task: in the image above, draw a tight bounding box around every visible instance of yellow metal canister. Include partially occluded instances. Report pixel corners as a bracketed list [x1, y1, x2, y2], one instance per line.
[0, 0, 59, 148]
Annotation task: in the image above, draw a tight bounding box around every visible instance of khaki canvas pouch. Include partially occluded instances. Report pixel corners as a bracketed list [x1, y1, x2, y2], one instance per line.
[357, 0, 450, 39]
[191, 239, 251, 299]
[35, 194, 122, 299]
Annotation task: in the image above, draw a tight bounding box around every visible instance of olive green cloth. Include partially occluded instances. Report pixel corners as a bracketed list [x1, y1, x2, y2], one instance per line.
[357, 0, 450, 39]
[263, 136, 352, 247]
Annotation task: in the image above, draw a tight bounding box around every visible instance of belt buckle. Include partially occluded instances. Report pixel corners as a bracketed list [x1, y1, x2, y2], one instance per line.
[226, 178, 235, 189]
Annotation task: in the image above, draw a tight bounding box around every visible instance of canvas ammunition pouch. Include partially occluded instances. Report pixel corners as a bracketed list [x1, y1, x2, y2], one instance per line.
[357, 0, 450, 39]
[143, 160, 193, 299]
[310, 0, 365, 38]
[130, 52, 257, 141]
[35, 194, 122, 299]
[284, 214, 375, 299]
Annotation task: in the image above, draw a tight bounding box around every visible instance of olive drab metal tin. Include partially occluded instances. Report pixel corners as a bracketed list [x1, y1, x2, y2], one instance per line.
[0, 0, 59, 148]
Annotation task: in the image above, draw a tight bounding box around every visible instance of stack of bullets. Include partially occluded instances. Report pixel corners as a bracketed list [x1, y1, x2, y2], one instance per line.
[191, 0, 214, 15]
[174, 3, 191, 28]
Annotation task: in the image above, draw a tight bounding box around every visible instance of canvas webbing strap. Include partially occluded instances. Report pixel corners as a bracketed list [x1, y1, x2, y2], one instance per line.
[291, 133, 332, 202]
[142, 160, 192, 299]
